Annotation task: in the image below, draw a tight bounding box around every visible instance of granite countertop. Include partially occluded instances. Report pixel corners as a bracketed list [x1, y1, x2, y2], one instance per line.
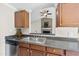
[5, 34, 79, 51]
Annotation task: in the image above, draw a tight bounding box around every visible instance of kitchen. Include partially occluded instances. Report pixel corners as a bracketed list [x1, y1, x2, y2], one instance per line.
[0, 3, 79, 56]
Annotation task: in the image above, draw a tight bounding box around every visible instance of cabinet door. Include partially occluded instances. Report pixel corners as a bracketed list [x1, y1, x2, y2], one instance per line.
[30, 49, 45, 56]
[66, 50, 79, 56]
[18, 47, 29, 56]
[47, 47, 64, 56]
[15, 10, 29, 28]
[56, 3, 79, 27]
[15, 11, 23, 28]
[19, 42, 29, 48]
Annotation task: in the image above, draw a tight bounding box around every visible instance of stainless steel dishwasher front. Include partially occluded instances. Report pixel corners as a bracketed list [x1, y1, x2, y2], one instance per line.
[5, 39, 18, 56]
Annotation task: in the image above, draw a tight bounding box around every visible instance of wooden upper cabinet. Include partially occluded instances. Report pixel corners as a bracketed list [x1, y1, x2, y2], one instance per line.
[56, 3, 79, 27]
[15, 10, 29, 28]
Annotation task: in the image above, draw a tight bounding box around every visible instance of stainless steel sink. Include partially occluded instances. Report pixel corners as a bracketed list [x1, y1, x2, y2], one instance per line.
[36, 37, 46, 44]
[23, 37, 46, 44]
[22, 37, 30, 41]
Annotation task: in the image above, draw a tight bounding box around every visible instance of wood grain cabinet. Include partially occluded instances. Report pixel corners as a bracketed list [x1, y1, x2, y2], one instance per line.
[47, 47, 64, 56]
[18, 42, 65, 56]
[18, 47, 29, 56]
[15, 10, 29, 28]
[30, 44, 46, 51]
[19, 42, 29, 48]
[30, 49, 45, 56]
[56, 3, 79, 27]
[66, 50, 79, 56]
[46, 53, 59, 56]
[18, 42, 29, 56]
[29, 44, 46, 56]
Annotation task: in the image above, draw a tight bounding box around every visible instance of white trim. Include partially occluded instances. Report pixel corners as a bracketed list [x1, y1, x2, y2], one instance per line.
[29, 11, 32, 33]
[2, 3, 17, 11]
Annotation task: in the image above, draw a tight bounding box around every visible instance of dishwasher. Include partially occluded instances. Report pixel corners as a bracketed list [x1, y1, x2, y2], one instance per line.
[5, 39, 19, 56]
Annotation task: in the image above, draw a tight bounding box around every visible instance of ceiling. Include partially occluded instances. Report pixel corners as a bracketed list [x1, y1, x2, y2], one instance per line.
[9, 3, 57, 12]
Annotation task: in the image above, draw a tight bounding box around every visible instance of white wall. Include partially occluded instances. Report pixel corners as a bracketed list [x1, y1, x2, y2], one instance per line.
[31, 19, 41, 33]
[0, 3, 17, 56]
[31, 4, 56, 22]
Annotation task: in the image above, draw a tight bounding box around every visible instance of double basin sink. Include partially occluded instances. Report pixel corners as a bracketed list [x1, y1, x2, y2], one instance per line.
[22, 37, 48, 44]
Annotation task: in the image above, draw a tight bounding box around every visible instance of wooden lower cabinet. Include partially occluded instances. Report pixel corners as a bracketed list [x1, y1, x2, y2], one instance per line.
[47, 47, 64, 56]
[18, 43, 64, 56]
[30, 49, 45, 56]
[66, 50, 79, 56]
[47, 53, 59, 56]
[18, 47, 29, 56]
[30, 44, 46, 51]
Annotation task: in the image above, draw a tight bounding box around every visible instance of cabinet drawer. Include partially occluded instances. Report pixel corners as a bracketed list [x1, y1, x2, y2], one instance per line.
[66, 50, 79, 56]
[19, 42, 29, 48]
[30, 49, 45, 56]
[30, 44, 45, 51]
[47, 47, 64, 55]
